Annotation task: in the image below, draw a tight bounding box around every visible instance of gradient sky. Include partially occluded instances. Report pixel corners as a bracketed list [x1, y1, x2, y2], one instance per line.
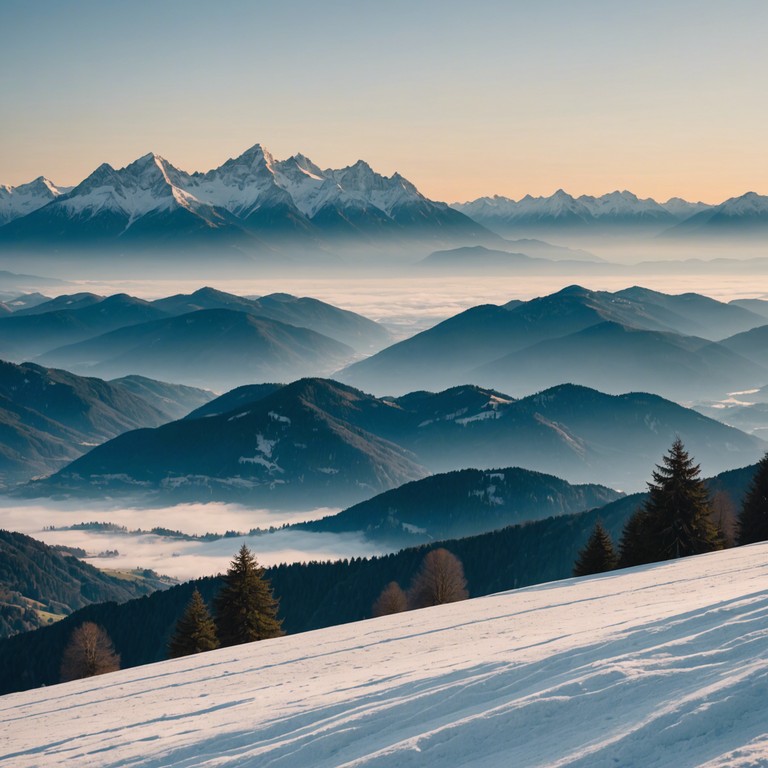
[1, 0, 766, 203]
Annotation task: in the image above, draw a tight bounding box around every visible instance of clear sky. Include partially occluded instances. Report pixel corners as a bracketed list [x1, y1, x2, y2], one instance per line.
[1, 0, 766, 203]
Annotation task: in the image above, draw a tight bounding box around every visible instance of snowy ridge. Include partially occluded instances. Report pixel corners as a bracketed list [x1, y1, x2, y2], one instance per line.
[56, 153, 235, 227]
[453, 190, 716, 226]
[713, 191, 768, 217]
[4, 544, 768, 766]
[0, 176, 71, 225]
[0, 143, 444, 239]
[663, 191, 768, 237]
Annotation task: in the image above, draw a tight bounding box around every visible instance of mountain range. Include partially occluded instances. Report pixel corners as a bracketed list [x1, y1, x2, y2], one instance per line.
[37, 309, 357, 391]
[0, 286, 391, 390]
[338, 285, 768, 400]
[4, 148, 766, 258]
[452, 189, 768, 238]
[0, 145, 492, 255]
[31, 377, 765, 500]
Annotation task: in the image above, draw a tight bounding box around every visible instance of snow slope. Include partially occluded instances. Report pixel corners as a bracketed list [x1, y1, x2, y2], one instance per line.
[4, 544, 768, 767]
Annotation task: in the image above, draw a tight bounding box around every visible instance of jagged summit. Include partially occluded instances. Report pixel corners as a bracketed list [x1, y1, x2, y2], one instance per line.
[0, 142, 493, 250]
[0, 174, 72, 225]
[0, 141, 493, 250]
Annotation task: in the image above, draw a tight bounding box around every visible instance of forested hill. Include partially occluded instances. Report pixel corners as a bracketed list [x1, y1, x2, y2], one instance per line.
[0, 530, 172, 638]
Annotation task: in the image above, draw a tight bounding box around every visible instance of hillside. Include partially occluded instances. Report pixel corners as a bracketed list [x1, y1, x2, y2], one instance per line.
[0, 360, 213, 486]
[0, 293, 167, 360]
[0, 530, 170, 638]
[4, 448, 755, 696]
[33, 379, 765, 498]
[38, 379, 427, 505]
[3, 543, 768, 767]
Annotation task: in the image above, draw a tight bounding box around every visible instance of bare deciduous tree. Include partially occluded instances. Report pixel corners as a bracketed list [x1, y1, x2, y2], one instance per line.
[60, 622, 121, 682]
[408, 548, 469, 609]
[372, 581, 408, 617]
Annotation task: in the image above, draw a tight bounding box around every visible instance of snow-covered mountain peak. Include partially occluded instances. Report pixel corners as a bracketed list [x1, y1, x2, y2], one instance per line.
[27, 176, 67, 196]
[717, 191, 768, 216]
[56, 154, 196, 222]
[228, 143, 277, 174]
[287, 153, 325, 179]
[661, 197, 712, 219]
[0, 143, 486, 242]
[0, 175, 72, 225]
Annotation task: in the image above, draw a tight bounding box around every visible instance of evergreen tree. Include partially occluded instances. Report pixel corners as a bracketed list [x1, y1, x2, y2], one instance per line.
[408, 548, 469, 609]
[618, 507, 655, 568]
[737, 453, 768, 545]
[214, 545, 283, 647]
[168, 589, 219, 659]
[372, 581, 408, 617]
[573, 521, 618, 576]
[622, 438, 721, 565]
[60, 622, 120, 682]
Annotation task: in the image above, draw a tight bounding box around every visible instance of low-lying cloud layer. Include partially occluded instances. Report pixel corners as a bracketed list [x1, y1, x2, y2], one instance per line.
[0, 499, 385, 581]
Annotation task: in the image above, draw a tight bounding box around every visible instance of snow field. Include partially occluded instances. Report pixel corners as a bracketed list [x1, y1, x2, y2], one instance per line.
[3, 543, 768, 767]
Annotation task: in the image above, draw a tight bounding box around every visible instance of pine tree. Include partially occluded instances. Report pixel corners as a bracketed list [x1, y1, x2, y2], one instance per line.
[214, 545, 283, 647]
[618, 507, 655, 567]
[624, 438, 721, 564]
[737, 453, 768, 545]
[573, 521, 618, 576]
[372, 581, 408, 617]
[60, 622, 120, 682]
[168, 588, 219, 659]
[408, 548, 469, 609]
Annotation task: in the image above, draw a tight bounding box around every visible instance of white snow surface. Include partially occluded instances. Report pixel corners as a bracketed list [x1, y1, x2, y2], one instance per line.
[4, 544, 768, 767]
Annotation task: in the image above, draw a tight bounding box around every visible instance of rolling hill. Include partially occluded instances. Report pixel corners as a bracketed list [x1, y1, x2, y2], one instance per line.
[38, 309, 356, 391]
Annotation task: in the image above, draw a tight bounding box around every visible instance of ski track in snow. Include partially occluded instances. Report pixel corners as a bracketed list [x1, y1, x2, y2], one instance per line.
[3, 545, 768, 767]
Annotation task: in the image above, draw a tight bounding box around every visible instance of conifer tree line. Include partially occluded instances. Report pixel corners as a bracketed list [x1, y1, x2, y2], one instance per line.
[573, 439, 768, 577]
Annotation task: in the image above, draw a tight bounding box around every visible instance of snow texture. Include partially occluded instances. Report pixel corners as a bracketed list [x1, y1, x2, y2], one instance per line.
[3, 544, 768, 767]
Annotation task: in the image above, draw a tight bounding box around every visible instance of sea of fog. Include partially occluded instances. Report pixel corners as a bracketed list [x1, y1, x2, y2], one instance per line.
[0, 499, 388, 581]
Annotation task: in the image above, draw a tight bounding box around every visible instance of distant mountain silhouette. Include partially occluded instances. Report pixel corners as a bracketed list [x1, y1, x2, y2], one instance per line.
[38, 309, 356, 391]
[338, 286, 767, 399]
